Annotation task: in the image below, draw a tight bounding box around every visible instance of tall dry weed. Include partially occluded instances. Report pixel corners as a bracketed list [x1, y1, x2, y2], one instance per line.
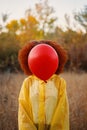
[61, 72, 87, 130]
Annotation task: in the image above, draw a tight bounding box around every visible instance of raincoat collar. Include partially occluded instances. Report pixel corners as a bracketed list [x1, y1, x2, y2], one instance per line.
[32, 74, 58, 83]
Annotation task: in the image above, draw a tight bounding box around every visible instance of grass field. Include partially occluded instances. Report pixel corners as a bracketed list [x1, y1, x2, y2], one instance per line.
[0, 72, 87, 130]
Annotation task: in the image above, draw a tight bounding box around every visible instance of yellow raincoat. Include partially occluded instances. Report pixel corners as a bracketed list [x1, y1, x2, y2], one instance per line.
[18, 74, 69, 130]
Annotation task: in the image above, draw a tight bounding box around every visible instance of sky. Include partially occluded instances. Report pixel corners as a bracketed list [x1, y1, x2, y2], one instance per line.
[0, 0, 87, 27]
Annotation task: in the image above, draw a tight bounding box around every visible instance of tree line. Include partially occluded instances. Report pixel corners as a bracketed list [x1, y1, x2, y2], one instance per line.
[0, 0, 87, 73]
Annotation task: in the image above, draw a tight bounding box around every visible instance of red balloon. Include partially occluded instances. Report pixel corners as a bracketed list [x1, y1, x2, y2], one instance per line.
[28, 44, 59, 80]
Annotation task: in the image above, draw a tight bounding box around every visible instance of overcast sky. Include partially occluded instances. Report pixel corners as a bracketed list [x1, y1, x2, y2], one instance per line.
[0, 0, 87, 26]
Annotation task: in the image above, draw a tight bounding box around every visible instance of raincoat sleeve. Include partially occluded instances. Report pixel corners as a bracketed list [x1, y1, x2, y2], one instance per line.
[50, 78, 69, 130]
[18, 78, 37, 130]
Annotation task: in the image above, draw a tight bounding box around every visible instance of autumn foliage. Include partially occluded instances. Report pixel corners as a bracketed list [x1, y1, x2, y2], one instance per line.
[0, 1, 87, 73]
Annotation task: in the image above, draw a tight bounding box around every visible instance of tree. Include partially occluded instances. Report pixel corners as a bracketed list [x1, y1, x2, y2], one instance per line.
[74, 5, 87, 33]
[64, 14, 72, 30]
[0, 32, 20, 72]
[6, 20, 19, 34]
[0, 13, 10, 32]
[17, 0, 58, 45]
[17, 15, 40, 45]
[2, 13, 9, 23]
[35, 0, 57, 36]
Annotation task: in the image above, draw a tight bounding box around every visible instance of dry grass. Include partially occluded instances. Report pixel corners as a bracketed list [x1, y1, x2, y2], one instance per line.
[61, 72, 87, 130]
[0, 72, 87, 130]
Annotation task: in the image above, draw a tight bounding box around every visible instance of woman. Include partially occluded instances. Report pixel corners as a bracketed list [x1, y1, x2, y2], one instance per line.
[18, 40, 69, 130]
